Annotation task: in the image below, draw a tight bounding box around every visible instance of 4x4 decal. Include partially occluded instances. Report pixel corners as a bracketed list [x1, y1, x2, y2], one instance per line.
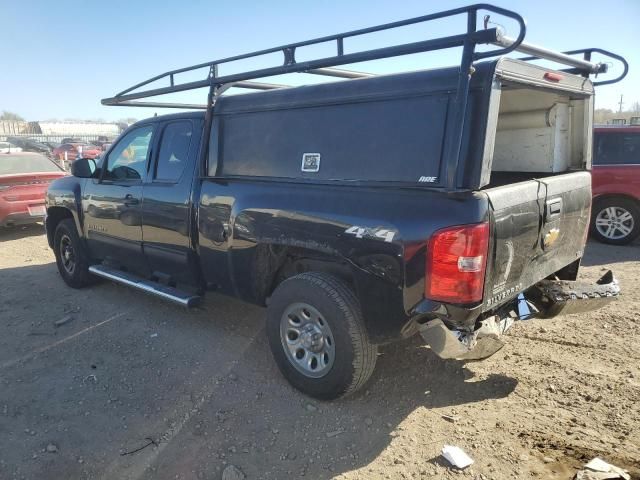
[344, 226, 396, 243]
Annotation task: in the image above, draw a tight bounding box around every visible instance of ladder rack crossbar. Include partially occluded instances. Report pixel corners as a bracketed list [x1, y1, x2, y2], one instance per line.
[102, 4, 528, 106]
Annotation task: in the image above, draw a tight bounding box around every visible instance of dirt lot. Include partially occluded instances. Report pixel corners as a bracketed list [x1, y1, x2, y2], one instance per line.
[0, 225, 638, 480]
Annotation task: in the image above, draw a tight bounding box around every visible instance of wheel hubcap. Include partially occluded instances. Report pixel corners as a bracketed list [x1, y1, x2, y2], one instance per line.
[595, 206, 634, 240]
[59, 235, 76, 274]
[280, 303, 335, 378]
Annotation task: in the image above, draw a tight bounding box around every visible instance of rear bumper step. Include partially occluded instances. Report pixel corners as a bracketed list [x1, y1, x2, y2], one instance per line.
[527, 270, 620, 318]
[419, 270, 619, 361]
[88, 265, 201, 308]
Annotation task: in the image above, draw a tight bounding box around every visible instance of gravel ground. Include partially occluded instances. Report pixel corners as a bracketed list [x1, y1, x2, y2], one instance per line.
[0, 224, 638, 480]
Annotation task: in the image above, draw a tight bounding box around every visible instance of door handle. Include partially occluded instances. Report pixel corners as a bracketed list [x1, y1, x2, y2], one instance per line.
[545, 198, 562, 220]
[124, 194, 139, 206]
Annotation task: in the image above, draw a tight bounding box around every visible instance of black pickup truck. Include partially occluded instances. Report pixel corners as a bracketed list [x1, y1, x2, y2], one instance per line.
[45, 5, 625, 399]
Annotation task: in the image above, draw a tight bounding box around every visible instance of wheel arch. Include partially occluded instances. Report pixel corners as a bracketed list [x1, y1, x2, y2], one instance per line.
[241, 241, 408, 344]
[45, 206, 78, 248]
[250, 243, 355, 306]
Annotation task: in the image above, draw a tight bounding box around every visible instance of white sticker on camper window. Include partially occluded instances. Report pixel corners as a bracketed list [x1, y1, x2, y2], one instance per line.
[301, 153, 321, 172]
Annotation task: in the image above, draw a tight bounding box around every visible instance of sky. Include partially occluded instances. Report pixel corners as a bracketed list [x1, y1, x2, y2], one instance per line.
[2, 0, 638, 122]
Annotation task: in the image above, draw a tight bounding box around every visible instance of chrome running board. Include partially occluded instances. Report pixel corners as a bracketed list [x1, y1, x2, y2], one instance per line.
[88, 265, 201, 308]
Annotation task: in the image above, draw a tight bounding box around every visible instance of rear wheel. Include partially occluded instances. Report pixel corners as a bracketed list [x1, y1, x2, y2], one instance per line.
[54, 219, 94, 288]
[266, 272, 377, 400]
[591, 197, 640, 245]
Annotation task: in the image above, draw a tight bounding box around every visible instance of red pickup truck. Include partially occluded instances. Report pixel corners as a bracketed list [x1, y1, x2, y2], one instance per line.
[591, 126, 640, 245]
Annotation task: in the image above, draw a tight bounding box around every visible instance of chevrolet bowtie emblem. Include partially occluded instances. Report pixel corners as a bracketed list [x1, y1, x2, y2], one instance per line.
[543, 227, 560, 248]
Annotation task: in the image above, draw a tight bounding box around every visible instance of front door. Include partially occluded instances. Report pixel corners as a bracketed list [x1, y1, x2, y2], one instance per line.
[83, 124, 155, 275]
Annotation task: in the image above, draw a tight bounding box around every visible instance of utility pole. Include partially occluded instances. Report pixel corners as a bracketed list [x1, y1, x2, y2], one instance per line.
[618, 94, 624, 113]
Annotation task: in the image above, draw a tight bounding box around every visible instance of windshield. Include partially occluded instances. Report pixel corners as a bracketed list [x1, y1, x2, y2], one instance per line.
[0, 154, 62, 175]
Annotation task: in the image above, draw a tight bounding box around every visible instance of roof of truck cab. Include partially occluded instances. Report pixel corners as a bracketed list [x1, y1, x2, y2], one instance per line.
[132, 111, 206, 125]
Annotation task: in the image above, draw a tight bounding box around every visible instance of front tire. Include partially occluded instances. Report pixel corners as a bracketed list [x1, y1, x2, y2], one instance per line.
[591, 197, 640, 245]
[266, 272, 377, 400]
[53, 218, 94, 288]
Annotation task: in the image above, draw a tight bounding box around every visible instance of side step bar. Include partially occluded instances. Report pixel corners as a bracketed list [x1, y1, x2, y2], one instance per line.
[88, 265, 201, 308]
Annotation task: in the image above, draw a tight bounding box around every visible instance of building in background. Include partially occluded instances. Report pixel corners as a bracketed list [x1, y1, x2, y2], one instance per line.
[1, 120, 122, 136]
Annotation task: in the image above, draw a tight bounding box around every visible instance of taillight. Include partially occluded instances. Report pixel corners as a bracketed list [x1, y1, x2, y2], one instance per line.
[425, 222, 489, 304]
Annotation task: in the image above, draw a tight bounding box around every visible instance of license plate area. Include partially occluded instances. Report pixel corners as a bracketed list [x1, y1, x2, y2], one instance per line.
[28, 205, 46, 217]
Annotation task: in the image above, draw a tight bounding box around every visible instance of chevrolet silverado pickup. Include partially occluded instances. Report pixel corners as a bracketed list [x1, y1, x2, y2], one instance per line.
[45, 5, 625, 399]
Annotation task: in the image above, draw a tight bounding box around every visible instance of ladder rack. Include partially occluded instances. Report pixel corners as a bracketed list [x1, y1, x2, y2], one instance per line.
[102, 4, 528, 108]
[100, 4, 628, 190]
[101, 4, 627, 109]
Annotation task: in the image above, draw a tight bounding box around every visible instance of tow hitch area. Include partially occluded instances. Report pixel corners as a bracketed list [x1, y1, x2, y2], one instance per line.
[419, 270, 619, 361]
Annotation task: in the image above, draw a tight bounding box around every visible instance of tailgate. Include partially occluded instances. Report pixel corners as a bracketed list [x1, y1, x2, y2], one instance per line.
[483, 171, 591, 310]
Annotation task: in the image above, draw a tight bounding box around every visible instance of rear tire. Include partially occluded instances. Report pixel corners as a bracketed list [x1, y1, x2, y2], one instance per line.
[591, 197, 640, 245]
[266, 272, 377, 400]
[53, 218, 94, 288]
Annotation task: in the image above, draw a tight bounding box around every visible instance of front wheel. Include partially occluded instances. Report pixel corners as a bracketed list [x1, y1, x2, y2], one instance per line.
[591, 197, 640, 245]
[53, 218, 94, 288]
[266, 272, 377, 400]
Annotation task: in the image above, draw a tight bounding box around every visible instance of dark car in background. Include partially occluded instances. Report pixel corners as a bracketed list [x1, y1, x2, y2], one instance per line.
[5, 136, 52, 156]
[1, 152, 66, 227]
[61, 137, 84, 144]
[42, 141, 61, 151]
[591, 126, 640, 245]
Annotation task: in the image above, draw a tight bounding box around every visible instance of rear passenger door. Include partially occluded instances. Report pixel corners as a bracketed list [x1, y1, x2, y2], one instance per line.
[141, 118, 202, 286]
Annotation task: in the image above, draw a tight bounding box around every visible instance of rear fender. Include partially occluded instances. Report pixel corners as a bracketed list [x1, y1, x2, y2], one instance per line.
[229, 208, 408, 343]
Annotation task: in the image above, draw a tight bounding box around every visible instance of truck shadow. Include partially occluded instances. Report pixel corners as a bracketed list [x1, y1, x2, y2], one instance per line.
[0, 260, 518, 480]
[148, 329, 518, 479]
[0, 223, 45, 241]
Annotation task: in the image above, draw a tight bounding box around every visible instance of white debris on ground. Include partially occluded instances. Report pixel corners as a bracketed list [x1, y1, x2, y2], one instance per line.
[441, 445, 474, 469]
[574, 457, 631, 480]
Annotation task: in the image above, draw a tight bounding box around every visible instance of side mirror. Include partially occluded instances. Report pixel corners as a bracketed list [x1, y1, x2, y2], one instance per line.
[71, 157, 97, 178]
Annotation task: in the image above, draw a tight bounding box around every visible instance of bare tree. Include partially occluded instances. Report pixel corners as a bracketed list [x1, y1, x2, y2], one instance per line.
[0, 111, 25, 121]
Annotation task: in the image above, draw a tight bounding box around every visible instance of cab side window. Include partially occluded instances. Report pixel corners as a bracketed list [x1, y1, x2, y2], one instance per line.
[104, 126, 153, 181]
[155, 121, 193, 182]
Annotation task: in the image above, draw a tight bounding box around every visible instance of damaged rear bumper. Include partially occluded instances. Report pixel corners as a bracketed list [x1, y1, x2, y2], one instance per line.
[526, 270, 620, 318]
[418, 270, 620, 361]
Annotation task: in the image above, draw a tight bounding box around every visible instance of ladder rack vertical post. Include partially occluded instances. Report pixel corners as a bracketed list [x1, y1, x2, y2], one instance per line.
[198, 75, 217, 180]
[444, 7, 477, 191]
